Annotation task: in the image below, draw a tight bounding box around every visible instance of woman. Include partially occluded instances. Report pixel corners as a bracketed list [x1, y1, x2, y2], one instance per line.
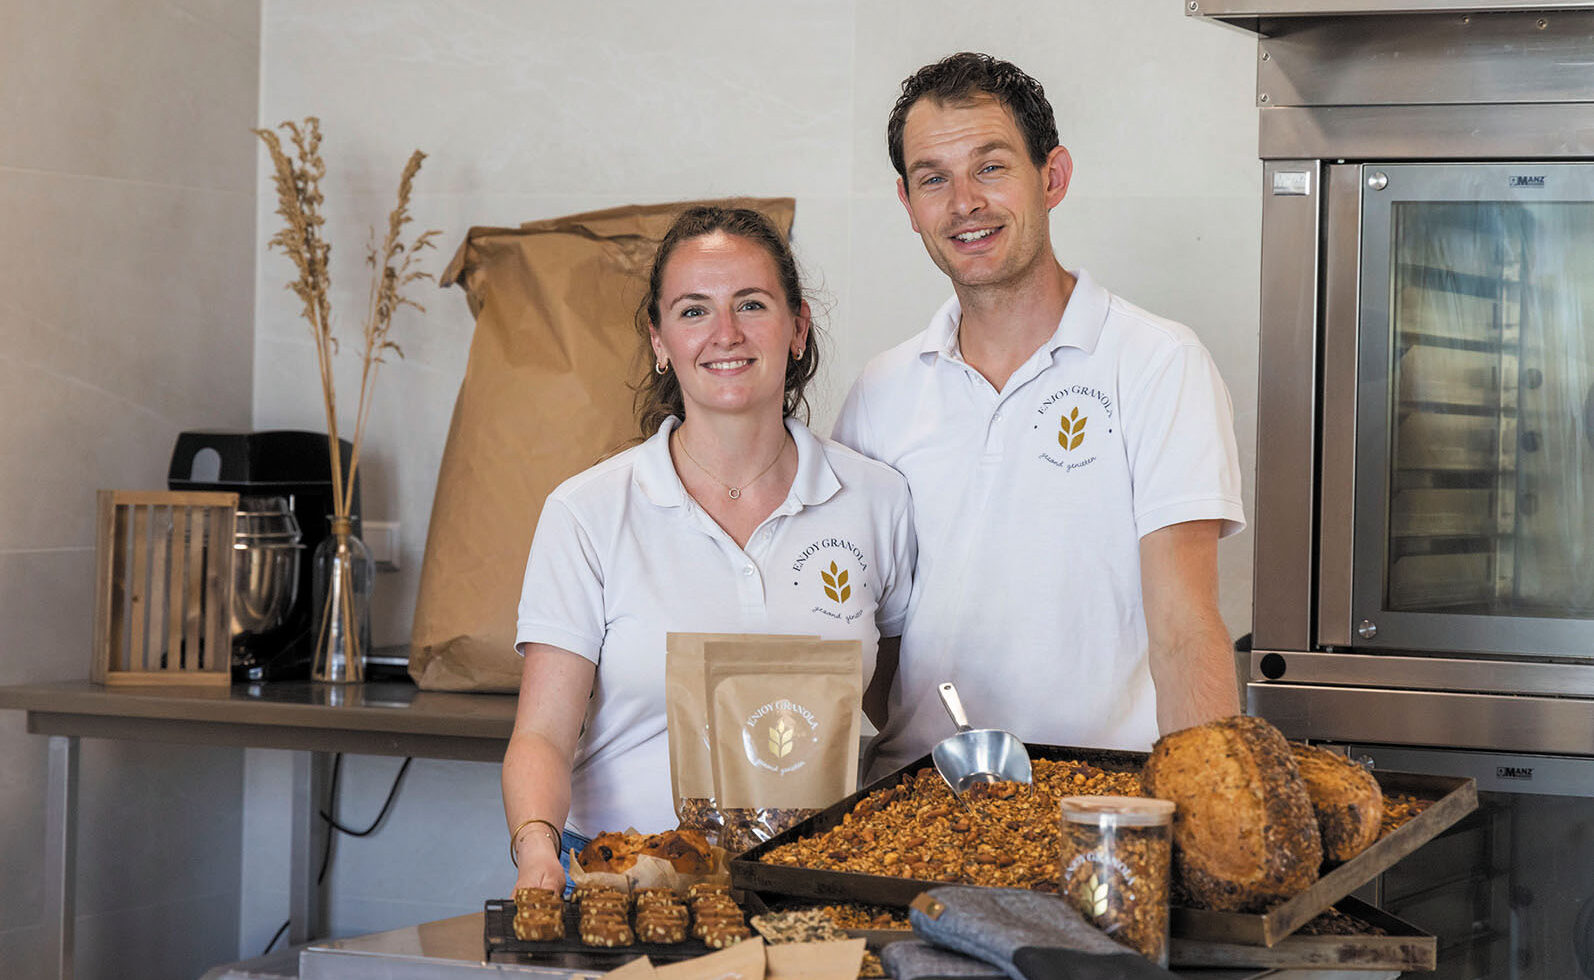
[501, 206, 916, 891]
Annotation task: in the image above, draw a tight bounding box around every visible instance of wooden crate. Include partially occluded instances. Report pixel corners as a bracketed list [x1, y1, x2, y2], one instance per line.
[92, 490, 238, 686]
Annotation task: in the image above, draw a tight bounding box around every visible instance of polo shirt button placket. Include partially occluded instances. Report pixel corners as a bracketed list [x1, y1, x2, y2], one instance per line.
[738, 560, 766, 611]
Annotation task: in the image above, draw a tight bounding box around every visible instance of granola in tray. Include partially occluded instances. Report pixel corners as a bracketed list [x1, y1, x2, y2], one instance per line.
[815, 903, 911, 931]
[759, 759, 1144, 889]
[1381, 793, 1433, 836]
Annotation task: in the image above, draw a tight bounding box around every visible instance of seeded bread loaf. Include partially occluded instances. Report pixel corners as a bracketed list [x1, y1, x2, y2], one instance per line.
[1291, 743, 1383, 862]
[1141, 715, 1322, 912]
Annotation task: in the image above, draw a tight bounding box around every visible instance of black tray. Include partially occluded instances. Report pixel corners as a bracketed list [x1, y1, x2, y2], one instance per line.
[752, 892, 1436, 971]
[730, 743, 1476, 948]
[1170, 896, 1437, 971]
[484, 897, 762, 963]
[731, 744, 1143, 905]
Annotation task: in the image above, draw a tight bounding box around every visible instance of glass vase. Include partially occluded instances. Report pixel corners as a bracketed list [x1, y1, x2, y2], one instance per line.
[311, 515, 372, 683]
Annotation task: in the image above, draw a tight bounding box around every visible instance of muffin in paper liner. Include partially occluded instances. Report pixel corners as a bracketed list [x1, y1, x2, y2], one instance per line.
[568, 828, 731, 894]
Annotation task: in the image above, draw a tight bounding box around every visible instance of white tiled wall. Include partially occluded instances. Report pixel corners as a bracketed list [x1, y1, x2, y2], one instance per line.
[248, 0, 1259, 943]
[0, 0, 261, 976]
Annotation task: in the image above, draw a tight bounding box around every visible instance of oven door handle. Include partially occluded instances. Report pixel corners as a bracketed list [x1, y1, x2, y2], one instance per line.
[1584, 383, 1594, 452]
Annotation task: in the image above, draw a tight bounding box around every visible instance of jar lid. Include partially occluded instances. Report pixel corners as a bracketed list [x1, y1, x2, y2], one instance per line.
[1059, 795, 1175, 827]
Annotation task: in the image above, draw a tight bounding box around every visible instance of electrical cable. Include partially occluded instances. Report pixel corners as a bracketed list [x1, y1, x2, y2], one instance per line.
[260, 753, 413, 955]
[321, 754, 414, 836]
[261, 918, 291, 956]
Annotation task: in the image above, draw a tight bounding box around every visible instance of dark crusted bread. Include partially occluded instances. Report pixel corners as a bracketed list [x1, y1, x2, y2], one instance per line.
[1142, 715, 1322, 912]
[1291, 744, 1383, 862]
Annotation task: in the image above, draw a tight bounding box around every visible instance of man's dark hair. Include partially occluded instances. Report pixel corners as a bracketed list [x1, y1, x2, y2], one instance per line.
[886, 52, 1059, 180]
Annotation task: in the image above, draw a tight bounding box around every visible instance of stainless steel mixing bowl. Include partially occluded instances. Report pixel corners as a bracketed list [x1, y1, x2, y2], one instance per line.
[231, 499, 303, 638]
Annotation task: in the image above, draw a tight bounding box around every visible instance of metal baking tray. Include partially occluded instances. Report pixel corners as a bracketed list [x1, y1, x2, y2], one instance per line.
[730, 743, 1476, 948]
[752, 893, 1434, 972]
[730, 744, 1142, 906]
[1170, 896, 1436, 971]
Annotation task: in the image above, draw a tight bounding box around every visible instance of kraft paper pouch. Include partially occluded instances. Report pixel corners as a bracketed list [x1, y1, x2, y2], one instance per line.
[668, 633, 820, 845]
[704, 638, 862, 853]
[408, 198, 796, 691]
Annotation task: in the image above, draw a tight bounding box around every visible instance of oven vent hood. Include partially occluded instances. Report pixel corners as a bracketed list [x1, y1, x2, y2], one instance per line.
[1191, 0, 1594, 158]
[1189, 0, 1594, 37]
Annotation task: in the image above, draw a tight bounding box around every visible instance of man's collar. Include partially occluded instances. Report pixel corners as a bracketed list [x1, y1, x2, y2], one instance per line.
[918, 268, 1108, 364]
[633, 416, 839, 509]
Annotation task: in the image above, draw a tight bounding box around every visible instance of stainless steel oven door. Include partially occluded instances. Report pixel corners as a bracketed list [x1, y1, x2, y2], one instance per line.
[1335, 743, 1594, 980]
[1351, 162, 1594, 658]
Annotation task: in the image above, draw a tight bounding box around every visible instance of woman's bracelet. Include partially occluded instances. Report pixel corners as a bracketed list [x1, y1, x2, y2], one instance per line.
[508, 817, 562, 868]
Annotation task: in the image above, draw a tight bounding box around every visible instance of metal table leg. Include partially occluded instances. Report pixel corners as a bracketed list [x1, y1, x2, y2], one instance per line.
[290, 750, 332, 944]
[44, 735, 78, 980]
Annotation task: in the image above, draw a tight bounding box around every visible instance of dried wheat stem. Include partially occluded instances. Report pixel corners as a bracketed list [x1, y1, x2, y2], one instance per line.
[254, 118, 439, 531]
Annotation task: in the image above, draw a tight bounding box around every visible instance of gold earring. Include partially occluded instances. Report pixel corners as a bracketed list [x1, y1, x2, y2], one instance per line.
[655, 359, 669, 375]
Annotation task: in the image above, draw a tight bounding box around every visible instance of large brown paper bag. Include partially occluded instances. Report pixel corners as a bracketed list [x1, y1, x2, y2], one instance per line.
[409, 198, 796, 691]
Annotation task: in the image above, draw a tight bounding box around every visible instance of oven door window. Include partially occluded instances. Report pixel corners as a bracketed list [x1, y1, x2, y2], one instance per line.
[1376, 792, 1594, 980]
[1354, 164, 1594, 656]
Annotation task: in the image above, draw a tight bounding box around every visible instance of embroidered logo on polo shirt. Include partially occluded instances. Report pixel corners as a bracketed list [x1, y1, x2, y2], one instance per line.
[1036, 385, 1115, 473]
[820, 561, 851, 604]
[791, 539, 868, 624]
[1057, 407, 1087, 451]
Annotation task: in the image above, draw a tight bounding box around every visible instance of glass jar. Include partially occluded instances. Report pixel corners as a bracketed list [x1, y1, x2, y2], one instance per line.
[310, 515, 372, 683]
[1058, 795, 1176, 966]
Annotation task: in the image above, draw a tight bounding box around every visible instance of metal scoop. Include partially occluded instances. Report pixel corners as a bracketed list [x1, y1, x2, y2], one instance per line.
[931, 682, 1033, 799]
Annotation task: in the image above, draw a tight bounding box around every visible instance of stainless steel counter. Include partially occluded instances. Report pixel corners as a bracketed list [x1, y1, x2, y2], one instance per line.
[0, 679, 517, 760]
[0, 679, 517, 980]
[293, 913, 1395, 980]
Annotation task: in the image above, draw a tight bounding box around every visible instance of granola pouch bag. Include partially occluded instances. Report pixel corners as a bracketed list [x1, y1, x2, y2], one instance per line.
[665, 632, 818, 846]
[704, 638, 862, 853]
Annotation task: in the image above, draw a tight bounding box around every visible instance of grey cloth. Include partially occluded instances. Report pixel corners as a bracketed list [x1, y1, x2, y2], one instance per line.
[906, 886, 1172, 980]
[882, 940, 1008, 980]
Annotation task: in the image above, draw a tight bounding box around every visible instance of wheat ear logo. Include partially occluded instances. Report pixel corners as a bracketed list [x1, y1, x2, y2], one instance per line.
[820, 561, 851, 604]
[1084, 872, 1110, 917]
[1058, 407, 1087, 451]
[768, 717, 795, 759]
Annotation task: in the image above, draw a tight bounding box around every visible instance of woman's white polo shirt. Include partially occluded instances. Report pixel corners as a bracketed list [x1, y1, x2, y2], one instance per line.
[515, 415, 916, 837]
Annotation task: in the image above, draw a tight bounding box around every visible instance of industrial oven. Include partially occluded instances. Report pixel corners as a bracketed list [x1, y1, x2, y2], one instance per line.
[1189, 3, 1594, 977]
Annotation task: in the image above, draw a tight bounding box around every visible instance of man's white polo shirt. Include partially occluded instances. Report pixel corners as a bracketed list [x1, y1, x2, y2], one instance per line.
[832, 269, 1243, 778]
[516, 415, 916, 837]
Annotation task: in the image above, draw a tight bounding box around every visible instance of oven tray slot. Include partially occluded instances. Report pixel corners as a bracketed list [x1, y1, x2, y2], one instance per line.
[729, 743, 1476, 948]
[1169, 896, 1436, 971]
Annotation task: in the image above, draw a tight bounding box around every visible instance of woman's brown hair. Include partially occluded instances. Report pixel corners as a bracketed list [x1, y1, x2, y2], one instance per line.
[635, 206, 820, 436]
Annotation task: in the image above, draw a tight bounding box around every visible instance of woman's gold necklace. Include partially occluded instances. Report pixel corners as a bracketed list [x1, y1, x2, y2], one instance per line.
[674, 429, 787, 501]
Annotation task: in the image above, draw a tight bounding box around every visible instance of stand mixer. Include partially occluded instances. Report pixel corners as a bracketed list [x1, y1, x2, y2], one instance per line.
[169, 430, 358, 681]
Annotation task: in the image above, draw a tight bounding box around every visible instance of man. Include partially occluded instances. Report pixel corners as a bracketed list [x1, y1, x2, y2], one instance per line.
[833, 53, 1244, 778]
